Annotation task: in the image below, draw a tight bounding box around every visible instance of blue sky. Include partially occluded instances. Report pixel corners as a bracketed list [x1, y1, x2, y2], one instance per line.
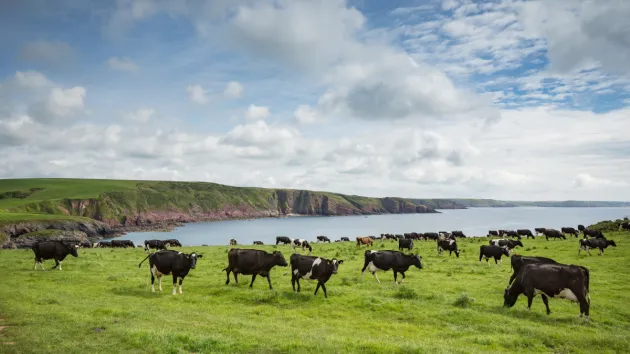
[1, 0, 629, 200]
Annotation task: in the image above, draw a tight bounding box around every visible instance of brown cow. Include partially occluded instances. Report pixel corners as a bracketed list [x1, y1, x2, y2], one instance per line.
[356, 237, 373, 246]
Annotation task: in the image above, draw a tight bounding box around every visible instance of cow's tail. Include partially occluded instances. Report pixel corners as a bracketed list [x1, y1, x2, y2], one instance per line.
[138, 254, 151, 268]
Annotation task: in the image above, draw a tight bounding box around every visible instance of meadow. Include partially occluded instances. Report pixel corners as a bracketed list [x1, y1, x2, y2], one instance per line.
[0, 234, 629, 353]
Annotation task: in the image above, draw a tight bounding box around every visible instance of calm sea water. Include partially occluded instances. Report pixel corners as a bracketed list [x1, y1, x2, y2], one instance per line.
[107, 207, 630, 246]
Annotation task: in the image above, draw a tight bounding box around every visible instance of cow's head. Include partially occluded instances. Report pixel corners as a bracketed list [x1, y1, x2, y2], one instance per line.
[329, 259, 344, 274]
[607, 240, 617, 247]
[188, 253, 202, 269]
[66, 243, 79, 257]
[304, 243, 313, 252]
[503, 286, 518, 308]
[272, 251, 288, 267]
[411, 254, 423, 269]
[501, 247, 510, 257]
[515, 240, 523, 248]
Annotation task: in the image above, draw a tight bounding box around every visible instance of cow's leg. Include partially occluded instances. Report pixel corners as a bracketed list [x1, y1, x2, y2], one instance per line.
[576, 292, 589, 322]
[508, 272, 517, 285]
[266, 275, 273, 290]
[393, 270, 398, 284]
[291, 275, 296, 292]
[526, 293, 534, 311]
[172, 274, 177, 295]
[314, 282, 321, 296]
[178, 277, 183, 294]
[586, 247, 592, 256]
[540, 294, 551, 315]
[372, 272, 380, 283]
[150, 268, 156, 292]
[400, 272, 406, 284]
[158, 275, 163, 291]
[58, 261, 63, 270]
[52, 258, 60, 270]
[598, 248, 603, 256]
[360, 260, 369, 281]
[233, 271, 239, 284]
[320, 282, 328, 298]
[225, 268, 231, 285]
[249, 274, 258, 288]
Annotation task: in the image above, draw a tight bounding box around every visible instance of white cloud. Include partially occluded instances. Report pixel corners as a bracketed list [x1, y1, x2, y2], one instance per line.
[108, 57, 139, 72]
[125, 108, 155, 123]
[186, 84, 208, 104]
[224, 81, 244, 98]
[572, 174, 618, 189]
[293, 105, 319, 124]
[245, 104, 270, 120]
[19, 41, 74, 64]
[13, 71, 52, 89]
[28, 86, 86, 124]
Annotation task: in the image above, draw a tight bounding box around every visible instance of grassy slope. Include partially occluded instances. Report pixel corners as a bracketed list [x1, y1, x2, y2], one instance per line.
[1, 234, 629, 353]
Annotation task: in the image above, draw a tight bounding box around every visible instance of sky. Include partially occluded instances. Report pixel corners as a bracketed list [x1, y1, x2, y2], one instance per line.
[1, 0, 629, 201]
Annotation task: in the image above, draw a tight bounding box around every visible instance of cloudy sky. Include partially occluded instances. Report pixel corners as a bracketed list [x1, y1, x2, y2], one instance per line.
[1, 0, 629, 201]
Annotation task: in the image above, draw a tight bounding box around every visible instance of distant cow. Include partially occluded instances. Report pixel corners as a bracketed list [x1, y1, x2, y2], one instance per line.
[619, 222, 630, 231]
[112, 240, 134, 248]
[578, 224, 585, 232]
[97, 241, 112, 248]
[479, 245, 510, 265]
[504, 263, 590, 321]
[490, 239, 523, 253]
[138, 250, 202, 295]
[498, 230, 509, 237]
[223, 248, 288, 289]
[340, 237, 350, 242]
[508, 255, 559, 285]
[544, 229, 565, 240]
[32, 241, 78, 270]
[488, 230, 499, 237]
[356, 237, 373, 247]
[253, 241, 264, 245]
[229, 239, 238, 246]
[292, 239, 312, 252]
[398, 238, 414, 251]
[79, 240, 92, 248]
[275, 236, 291, 245]
[505, 230, 520, 239]
[165, 239, 182, 247]
[423, 232, 439, 241]
[517, 229, 534, 239]
[290, 254, 343, 298]
[316, 236, 331, 243]
[579, 238, 617, 256]
[561, 227, 579, 238]
[361, 250, 422, 284]
[583, 229, 604, 239]
[144, 239, 168, 251]
[451, 231, 466, 238]
[534, 228, 546, 236]
[437, 239, 460, 258]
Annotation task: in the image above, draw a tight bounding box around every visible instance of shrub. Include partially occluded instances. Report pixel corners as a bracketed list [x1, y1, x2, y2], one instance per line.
[453, 292, 475, 308]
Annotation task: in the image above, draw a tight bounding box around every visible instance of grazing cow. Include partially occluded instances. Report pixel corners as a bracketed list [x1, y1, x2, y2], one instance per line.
[498, 230, 509, 237]
[361, 250, 422, 284]
[452, 231, 466, 238]
[383, 234, 397, 241]
[488, 230, 499, 237]
[97, 241, 112, 248]
[223, 248, 288, 289]
[144, 239, 168, 251]
[32, 241, 78, 270]
[544, 229, 566, 240]
[517, 229, 534, 239]
[583, 229, 604, 239]
[111, 240, 135, 248]
[490, 239, 523, 253]
[292, 239, 312, 252]
[394, 234, 404, 240]
[437, 239, 460, 258]
[423, 232, 439, 241]
[479, 245, 510, 265]
[79, 240, 92, 248]
[561, 227, 579, 238]
[504, 263, 590, 321]
[229, 239, 238, 246]
[398, 238, 414, 251]
[253, 241, 264, 245]
[165, 239, 182, 247]
[138, 250, 202, 295]
[356, 237, 373, 247]
[290, 254, 343, 298]
[316, 236, 331, 243]
[578, 224, 585, 233]
[534, 228, 546, 236]
[275, 236, 291, 245]
[579, 238, 617, 256]
[619, 222, 630, 231]
[508, 255, 558, 285]
[340, 237, 350, 242]
[505, 230, 521, 239]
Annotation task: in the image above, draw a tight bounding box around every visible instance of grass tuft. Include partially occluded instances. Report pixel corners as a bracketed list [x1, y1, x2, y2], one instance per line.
[453, 292, 475, 308]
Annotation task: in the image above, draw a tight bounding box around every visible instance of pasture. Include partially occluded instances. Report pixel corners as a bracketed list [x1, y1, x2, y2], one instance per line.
[1, 234, 629, 353]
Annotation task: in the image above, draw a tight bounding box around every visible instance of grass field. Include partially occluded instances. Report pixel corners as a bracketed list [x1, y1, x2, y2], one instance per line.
[1, 235, 629, 353]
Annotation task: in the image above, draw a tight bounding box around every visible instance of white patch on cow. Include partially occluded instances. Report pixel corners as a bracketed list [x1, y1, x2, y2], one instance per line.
[33, 261, 37, 270]
[372, 272, 380, 283]
[448, 239, 455, 246]
[158, 277, 163, 291]
[302, 258, 321, 280]
[366, 261, 383, 273]
[172, 283, 177, 295]
[151, 283, 155, 292]
[58, 262, 63, 270]
[558, 288, 578, 302]
[179, 283, 183, 294]
[293, 269, 299, 275]
[369, 250, 378, 254]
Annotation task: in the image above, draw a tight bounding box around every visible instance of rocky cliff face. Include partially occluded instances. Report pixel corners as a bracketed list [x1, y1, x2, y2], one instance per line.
[0, 218, 116, 248]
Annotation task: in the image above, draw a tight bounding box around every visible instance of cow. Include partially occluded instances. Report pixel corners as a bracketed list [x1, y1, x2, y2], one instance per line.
[544, 229, 566, 240]
[479, 245, 510, 265]
[229, 239, 238, 246]
[223, 248, 288, 289]
[361, 250, 422, 284]
[79, 240, 92, 248]
[165, 239, 182, 247]
[138, 250, 202, 295]
[534, 228, 546, 236]
[253, 241, 264, 245]
[619, 222, 630, 231]
[505, 230, 521, 239]
[423, 232, 439, 241]
[488, 230, 499, 237]
[382, 234, 397, 241]
[111, 240, 135, 248]
[498, 230, 509, 237]
[452, 231, 466, 238]
[275, 236, 291, 245]
[561, 227, 579, 238]
[517, 229, 534, 239]
[292, 239, 312, 252]
[503, 263, 590, 321]
[578, 224, 585, 233]
[583, 229, 604, 239]
[316, 236, 331, 243]
[290, 254, 343, 298]
[579, 238, 617, 256]
[437, 239, 460, 258]
[398, 238, 414, 251]
[144, 239, 168, 251]
[356, 237, 373, 247]
[97, 241, 112, 248]
[490, 239, 523, 254]
[438, 231, 451, 239]
[340, 237, 350, 242]
[32, 241, 78, 270]
[394, 234, 404, 240]
[508, 255, 559, 285]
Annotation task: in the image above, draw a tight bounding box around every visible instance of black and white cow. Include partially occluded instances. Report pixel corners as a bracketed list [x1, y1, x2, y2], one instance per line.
[275, 236, 292, 245]
[291, 239, 312, 252]
[561, 227, 579, 238]
[517, 229, 534, 239]
[144, 239, 168, 251]
[544, 229, 566, 240]
[437, 239, 460, 258]
[253, 241, 264, 245]
[96, 241, 112, 248]
[398, 238, 414, 251]
[360, 250, 422, 284]
[229, 239, 238, 246]
[290, 254, 343, 298]
[479, 245, 510, 265]
[111, 240, 135, 248]
[223, 248, 288, 289]
[488, 230, 499, 237]
[423, 232, 439, 241]
[579, 238, 617, 256]
[340, 237, 350, 242]
[138, 250, 203, 295]
[316, 236, 331, 243]
[79, 240, 92, 248]
[508, 255, 559, 285]
[32, 241, 78, 270]
[583, 229, 604, 239]
[165, 239, 182, 247]
[451, 231, 466, 238]
[504, 263, 590, 321]
[534, 228, 546, 236]
[498, 230, 509, 237]
[490, 239, 523, 253]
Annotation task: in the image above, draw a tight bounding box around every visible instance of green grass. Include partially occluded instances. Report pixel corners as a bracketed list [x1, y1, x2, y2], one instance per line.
[1, 234, 629, 353]
[0, 212, 94, 225]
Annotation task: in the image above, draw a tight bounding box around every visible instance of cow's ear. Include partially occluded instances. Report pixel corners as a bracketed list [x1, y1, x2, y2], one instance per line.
[197, 254, 203, 258]
[338, 260, 344, 264]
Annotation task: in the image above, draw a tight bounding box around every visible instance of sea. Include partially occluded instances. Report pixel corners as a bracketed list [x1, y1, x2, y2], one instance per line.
[104, 207, 630, 246]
